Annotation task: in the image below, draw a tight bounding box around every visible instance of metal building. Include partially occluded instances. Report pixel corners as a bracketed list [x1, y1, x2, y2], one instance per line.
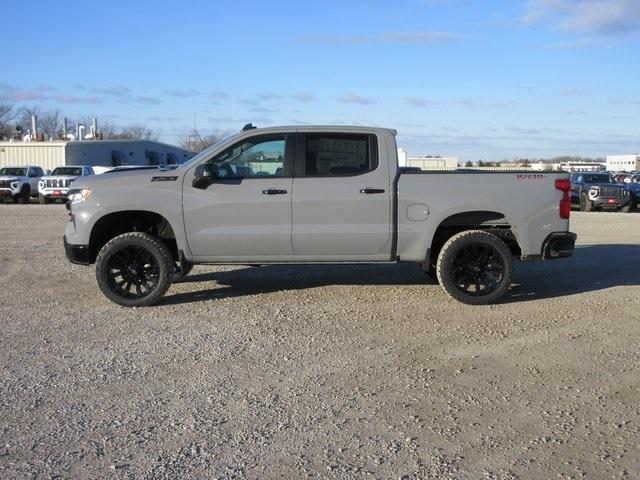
[606, 154, 640, 172]
[0, 140, 195, 171]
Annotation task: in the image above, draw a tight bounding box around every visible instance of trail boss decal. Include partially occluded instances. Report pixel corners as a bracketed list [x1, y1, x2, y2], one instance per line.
[516, 174, 545, 181]
[151, 176, 178, 182]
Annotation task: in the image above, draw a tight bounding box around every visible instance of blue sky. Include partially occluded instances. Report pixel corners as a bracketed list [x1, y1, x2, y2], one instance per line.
[2, 0, 639, 160]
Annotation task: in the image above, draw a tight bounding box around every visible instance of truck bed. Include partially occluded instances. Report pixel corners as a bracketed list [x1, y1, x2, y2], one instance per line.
[396, 170, 570, 261]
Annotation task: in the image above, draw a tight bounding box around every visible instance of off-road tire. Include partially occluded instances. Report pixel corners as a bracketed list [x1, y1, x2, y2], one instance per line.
[95, 232, 174, 307]
[621, 203, 635, 213]
[579, 193, 592, 212]
[436, 230, 513, 305]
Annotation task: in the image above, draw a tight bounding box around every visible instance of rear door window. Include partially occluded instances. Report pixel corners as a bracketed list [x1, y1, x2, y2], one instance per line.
[298, 133, 377, 177]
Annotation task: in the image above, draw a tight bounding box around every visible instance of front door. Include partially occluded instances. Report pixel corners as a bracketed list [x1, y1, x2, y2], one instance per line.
[291, 132, 391, 258]
[183, 133, 294, 260]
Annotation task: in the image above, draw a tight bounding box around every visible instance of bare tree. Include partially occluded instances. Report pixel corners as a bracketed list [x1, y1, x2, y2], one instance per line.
[106, 124, 158, 141]
[16, 106, 41, 135]
[38, 109, 63, 139]
[179, 126, 226, 152]
[0, 100, 13, 139]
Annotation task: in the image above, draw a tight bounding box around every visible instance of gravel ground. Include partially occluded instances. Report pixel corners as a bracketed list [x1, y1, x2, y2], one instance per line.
[1, 205, 639, 479]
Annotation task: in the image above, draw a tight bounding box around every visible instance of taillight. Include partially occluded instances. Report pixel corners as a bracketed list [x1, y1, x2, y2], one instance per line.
[555, 178, 571, 219]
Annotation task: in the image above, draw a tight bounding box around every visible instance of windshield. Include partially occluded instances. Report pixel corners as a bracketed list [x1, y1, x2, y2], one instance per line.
[0, 167, 27, 176]
[584, 174, 611, 183]
[52, 167, 83, 176]
[178, 132, 240, 169]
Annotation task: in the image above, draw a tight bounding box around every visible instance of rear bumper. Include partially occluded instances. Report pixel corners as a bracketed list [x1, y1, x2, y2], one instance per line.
[542, 232, 577, 259]
[63, 236, 91, 265]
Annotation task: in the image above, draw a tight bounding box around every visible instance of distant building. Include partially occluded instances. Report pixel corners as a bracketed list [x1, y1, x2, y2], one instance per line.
[397, 149, 458, 170]
[0, 139, 195, 171]
[606, 154, 640, 172]
[559, 161, 606, 173]
[530, 162, 561, 171]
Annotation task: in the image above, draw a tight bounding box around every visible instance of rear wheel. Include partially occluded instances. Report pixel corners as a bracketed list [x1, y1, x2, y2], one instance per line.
[436, 230, 512, 305]
[95, 232, 174, 307]
[579, 193, 592, 212]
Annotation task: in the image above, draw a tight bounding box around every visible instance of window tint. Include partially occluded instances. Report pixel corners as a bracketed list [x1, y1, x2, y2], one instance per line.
[0, 168, 27, 176]
[52, 167, 83, 176]
[584, 174, 611, 183]
[304, 134, 374, 176]
[206, 135, 285, 178]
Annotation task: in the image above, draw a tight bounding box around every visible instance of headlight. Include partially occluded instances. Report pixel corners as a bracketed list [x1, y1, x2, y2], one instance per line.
[67, 188, 92, 203]
[10, 181, 19, 190]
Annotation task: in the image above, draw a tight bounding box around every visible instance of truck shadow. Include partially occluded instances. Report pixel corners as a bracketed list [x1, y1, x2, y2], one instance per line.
[159, 244, 640, 306]
[506, 244, 640, 302]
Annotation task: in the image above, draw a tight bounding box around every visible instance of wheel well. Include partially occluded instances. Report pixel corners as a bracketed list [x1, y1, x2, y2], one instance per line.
[88, 211, 178, 263]
[426, 211, 521, 267]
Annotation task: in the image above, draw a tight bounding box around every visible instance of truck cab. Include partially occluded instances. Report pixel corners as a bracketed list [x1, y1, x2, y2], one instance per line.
[64, 125, 576, 307]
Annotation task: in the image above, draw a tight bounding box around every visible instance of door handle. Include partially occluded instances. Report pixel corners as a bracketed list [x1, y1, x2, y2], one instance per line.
[360, 188, 385, 194]
[262, 189, 288, 195]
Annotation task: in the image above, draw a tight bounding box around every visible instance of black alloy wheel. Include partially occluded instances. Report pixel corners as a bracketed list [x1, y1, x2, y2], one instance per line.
[436, 230, 513, 305]
[450, 243, 505, 297]
[95, 232, 174, 307]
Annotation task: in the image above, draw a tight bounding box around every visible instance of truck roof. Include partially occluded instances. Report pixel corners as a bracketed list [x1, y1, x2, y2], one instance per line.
[241, 125, 397, 136]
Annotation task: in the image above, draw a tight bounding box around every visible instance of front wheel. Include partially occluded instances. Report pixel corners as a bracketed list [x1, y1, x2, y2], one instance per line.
[621, 203, 636, 213]
[436, 230, 512, 305]
[95, 232, 174, 307]
[15, 186, 30, 204]
[579, 193, 592, 212]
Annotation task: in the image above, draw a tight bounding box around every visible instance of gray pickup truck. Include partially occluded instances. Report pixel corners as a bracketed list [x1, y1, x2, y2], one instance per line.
[64, 125, 576, 307]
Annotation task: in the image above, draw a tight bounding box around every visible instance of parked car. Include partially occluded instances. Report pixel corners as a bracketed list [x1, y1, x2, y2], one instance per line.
[0, 165, 45, 203]
[38, 166, 95, 204]
[64, 124, 576, 307]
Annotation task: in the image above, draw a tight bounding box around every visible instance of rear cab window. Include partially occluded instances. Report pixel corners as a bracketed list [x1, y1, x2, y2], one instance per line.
[296, 133, 378, 177]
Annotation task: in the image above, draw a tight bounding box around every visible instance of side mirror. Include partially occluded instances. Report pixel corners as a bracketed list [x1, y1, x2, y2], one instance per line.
[192, 164, 217, 189]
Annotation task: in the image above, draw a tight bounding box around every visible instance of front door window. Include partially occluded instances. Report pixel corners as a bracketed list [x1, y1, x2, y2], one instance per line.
[204, 135, 286, 178]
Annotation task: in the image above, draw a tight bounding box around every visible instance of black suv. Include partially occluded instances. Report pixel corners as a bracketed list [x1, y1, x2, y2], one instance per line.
[570, 172, 635, 212]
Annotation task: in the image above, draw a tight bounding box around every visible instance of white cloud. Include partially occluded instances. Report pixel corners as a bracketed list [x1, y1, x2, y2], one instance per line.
[523, 0, 640, 36]
[335, 93, 376, 105]
[300, 31, 461, 45]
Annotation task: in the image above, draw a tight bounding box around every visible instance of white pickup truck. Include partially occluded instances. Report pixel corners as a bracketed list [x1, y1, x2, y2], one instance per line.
[0, 165, 45, 203]
[63, 125, 576, 307]
[38, 165, 95, 204]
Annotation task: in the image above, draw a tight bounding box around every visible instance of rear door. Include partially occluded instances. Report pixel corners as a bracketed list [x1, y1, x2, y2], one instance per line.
[183, 133, 295, 259]
[291, 132, 391, 258]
